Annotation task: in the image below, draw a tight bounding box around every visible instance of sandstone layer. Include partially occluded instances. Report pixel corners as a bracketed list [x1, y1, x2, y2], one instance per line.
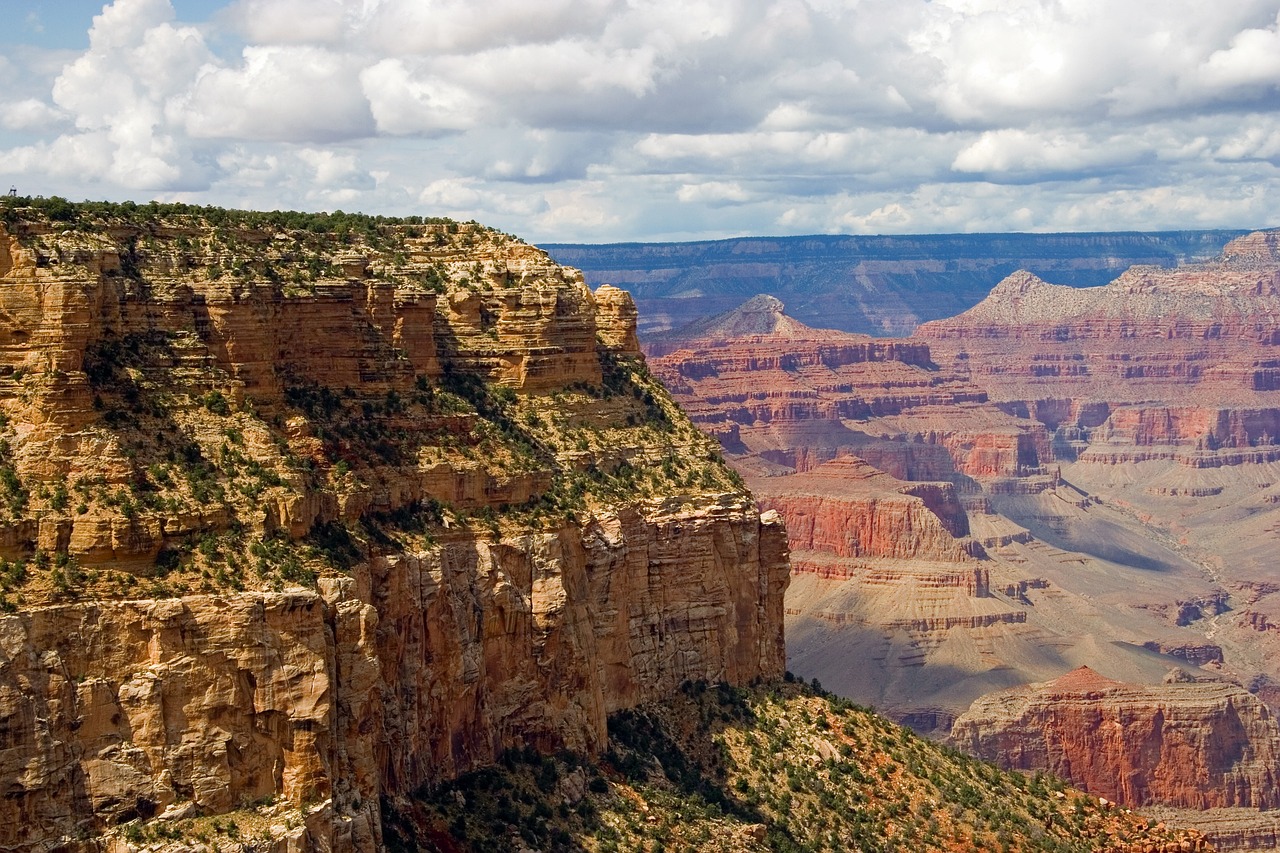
[0, 202, 788, 853]
[755, 456, 979, 563]
[950, 666, 1280, 811]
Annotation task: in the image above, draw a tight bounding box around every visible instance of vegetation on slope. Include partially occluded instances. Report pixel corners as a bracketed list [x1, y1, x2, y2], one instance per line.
[0, 198, 743, 609]
[387, 680, 1210, 853]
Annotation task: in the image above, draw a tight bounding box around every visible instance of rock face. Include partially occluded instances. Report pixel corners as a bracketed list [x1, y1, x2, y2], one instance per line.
[756, 457, 979, 563]
[915, 233, 1280, 410]
[950, 667, 1280, 811]
[647, 295, 1045, 481]
[0, 203, 788, 852]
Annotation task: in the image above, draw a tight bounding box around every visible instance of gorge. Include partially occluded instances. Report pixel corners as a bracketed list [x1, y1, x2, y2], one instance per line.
[0, 199, 1210, 853]
[645, 229, 1280, 849]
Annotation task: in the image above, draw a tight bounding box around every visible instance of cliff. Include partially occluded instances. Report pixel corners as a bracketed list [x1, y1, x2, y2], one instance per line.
[646, 294, 1045, 480]
[950, 666, 1280, 812]
[916, 240, 1280, 410]
[754, 456, 979, 564]
[0, 200, 788, 852]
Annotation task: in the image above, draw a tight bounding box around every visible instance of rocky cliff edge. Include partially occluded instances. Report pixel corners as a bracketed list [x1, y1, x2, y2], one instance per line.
[0, 201, 789, 852]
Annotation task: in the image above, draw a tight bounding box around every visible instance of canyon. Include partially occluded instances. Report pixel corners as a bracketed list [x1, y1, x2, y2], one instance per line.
[0, 198, 1223, 853]
[646, 229, 1280, 849]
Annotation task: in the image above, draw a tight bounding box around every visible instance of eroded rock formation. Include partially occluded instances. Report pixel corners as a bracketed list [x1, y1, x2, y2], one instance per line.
[950, 666, 1280, 811]
[0, 204, 788, 852]
[755, 457, 979, 563]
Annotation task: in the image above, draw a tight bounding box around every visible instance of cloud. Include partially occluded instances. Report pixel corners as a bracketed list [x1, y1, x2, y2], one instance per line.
[296, 148, 373, 188]
[360, 58, 483, 136]
[31, 0, 211, 189]
[220, 0, 350, 45]
[3, 0, 1280, 242]
[951, 129, 1146, 177]
[0, 99, 67, 132]
[355, 0, 615, 56]
[676, 180, 752, 205]
[179, 46, 375, 142]
[1216, 119, 1280, 162]
[1198, 11, 1280, 92]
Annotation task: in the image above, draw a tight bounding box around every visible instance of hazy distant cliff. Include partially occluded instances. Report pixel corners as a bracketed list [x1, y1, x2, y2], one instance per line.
[545, 230, 1245, 337]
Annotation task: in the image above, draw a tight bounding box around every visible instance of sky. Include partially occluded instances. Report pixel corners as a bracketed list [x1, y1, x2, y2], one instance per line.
[2, 0, 1280, 243]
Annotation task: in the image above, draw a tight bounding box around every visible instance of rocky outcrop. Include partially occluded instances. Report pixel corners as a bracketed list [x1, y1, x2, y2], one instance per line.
[592, 284, 642, 356]
[646, 293, 816, 347]
[754, 457, 979, 563]
[647, 297, 1082, 746]
[0, 203, 788, 852]
[949, 667, 1280, 811]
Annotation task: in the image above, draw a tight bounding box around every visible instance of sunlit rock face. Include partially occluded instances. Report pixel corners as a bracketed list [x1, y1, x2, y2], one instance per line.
[0, 204, 787, 853]
[950, 666, 1280, 812]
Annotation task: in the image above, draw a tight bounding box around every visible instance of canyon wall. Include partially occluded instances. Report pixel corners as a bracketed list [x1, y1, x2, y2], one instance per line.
[755, 457, 978, 563]
[950, 667, 1280, 811]
[0, 205, 787, 852]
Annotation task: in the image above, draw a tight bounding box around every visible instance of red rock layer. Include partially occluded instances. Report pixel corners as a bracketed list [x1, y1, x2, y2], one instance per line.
[950, 667, 1280, 811]
[752, 457, 981, 564]
[916, 236, 1280, 413]
[647, 296, 1048, 480]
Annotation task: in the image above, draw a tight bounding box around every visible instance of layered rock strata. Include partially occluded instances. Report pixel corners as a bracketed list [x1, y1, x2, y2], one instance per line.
[648, 232, 1280, 849]
[913, 233, 1280, 691]
[917, 233, 1280, 410]
[646, 297, 1047, 480]
[754, 457, 979, 563]
[950, 666, 1280, 815]
[0, 204, 788, 852]
[646, 297, 1050, 725]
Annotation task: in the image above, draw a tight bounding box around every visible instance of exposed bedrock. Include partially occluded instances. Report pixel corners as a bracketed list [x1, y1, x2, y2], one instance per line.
[0, 211, 789, 852]
[950, 667, 1280, 812]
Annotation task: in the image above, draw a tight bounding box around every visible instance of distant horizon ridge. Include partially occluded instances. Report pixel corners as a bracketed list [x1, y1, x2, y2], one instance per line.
[543, 225, 1261, 248]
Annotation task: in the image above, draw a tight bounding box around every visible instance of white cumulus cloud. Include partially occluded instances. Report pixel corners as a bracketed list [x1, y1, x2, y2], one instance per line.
[179, 45, 374, 142]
